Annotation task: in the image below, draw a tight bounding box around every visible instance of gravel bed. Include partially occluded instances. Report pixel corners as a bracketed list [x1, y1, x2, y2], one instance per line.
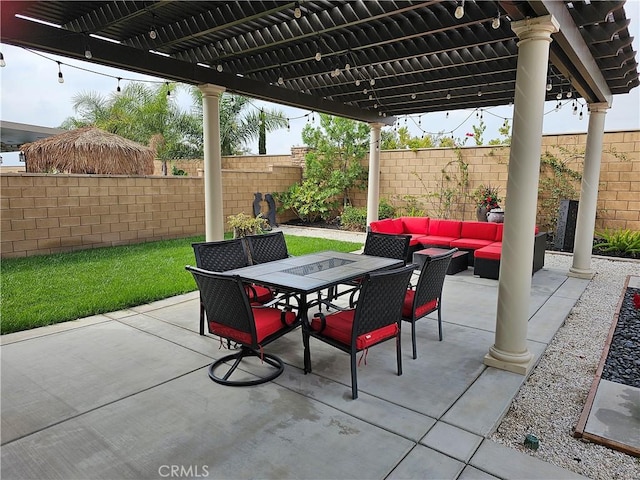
[602, 287, 640, 388]
[490, 253, 640, 480]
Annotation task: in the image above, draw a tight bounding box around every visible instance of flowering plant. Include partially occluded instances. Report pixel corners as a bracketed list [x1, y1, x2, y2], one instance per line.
[473, 184, 501, 210]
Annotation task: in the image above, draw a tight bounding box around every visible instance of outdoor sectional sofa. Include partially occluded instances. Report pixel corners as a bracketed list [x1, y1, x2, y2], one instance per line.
[369, 216, 546, 279]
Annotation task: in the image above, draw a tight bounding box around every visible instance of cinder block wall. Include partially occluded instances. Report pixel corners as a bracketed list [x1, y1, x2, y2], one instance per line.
[1, 165, 300, 258]
[2, 131, 637, 258]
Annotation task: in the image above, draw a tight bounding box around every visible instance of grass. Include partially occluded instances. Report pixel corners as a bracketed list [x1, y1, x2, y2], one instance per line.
[0, 234, 362, 335]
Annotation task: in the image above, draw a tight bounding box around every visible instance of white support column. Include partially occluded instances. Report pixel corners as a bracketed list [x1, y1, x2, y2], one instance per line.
[569, 103, 609, 279]
[484, 15, 559, 375]
[366, 123, 383, 226]
[199, 84, 226, 241]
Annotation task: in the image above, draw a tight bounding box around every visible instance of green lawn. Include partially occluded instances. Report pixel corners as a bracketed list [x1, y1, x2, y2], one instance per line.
[0, 234, 362, 334]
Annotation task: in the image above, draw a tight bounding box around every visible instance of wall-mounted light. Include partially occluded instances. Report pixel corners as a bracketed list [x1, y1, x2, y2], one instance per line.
[454, 0, 465, 19]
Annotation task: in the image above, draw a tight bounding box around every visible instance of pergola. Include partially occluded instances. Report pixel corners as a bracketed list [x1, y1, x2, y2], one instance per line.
[2, 1, 637, 375]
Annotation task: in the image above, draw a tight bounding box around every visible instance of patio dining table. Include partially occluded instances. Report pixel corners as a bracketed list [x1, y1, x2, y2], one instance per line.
[227, 250, 405, 373]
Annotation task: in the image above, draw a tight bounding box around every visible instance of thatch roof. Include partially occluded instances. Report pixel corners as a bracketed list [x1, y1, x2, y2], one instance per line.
[20, 127, 155, 175]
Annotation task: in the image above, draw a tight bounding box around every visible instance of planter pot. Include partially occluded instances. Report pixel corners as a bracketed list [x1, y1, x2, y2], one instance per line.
[487, 208, 504, 223]
[476, 206, 489, 222]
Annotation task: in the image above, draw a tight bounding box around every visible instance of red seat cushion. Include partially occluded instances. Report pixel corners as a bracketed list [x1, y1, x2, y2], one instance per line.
[209, 307, 296, 345]
[418, 235, 457, 247]
[310, 310, 399, 350]
[246, 284, 273, 303]
[402, 290, 438, 318]
[450, 238, 494, 249]
[474, 243, 502, 260]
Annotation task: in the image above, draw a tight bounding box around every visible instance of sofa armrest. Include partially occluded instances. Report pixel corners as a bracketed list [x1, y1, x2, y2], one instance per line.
[533, 231, 547, 272]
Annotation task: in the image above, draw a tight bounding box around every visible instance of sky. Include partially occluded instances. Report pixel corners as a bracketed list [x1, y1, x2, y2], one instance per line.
[1, 2, 639, 166]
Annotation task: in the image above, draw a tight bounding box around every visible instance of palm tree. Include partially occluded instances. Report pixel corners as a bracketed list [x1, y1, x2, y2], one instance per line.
[190, 89, 288, 155]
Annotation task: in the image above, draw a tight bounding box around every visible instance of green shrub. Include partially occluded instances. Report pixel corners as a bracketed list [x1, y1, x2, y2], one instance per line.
[227, 212, 269, 238]
[340, 205, 367, 231]
[594, 229, 640, 256]
[272, 181, 340, 223]
[378, 198, 396, 219]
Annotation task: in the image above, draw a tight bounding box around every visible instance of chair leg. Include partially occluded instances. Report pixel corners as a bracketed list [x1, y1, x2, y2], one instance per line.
[351, 351, 358, 400]
[396, 332, 403, 376]
[303, 329, 312, 374]
[199, 300, 205, 336]
[437, 306, 443, 341]
[208, 346, 284, 386]
[411, 320, 417, 360]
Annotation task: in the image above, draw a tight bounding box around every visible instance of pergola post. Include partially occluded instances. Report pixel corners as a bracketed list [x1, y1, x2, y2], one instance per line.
[484, 15, 559, 375]
[199, 84, 226, 241]
[366, 123, 383, 226]
[569, 103, 609, 279]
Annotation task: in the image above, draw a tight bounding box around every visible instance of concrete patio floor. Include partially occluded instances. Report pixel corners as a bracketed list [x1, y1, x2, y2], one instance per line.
[1, 241, 594, 479]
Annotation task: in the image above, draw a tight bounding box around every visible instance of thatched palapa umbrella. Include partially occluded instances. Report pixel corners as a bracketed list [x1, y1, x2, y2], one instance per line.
[20, 127, 155, 175]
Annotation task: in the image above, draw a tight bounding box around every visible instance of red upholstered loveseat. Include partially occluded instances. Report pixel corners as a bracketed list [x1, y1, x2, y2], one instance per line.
[369, 217, 546, 279]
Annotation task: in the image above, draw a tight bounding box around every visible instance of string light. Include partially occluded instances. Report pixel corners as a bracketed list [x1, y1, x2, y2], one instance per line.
[411, 93, 416, 100]
[566, 90, 572, 98]
[165, 81, 171, 97]
[216, 64, 223, 72]
[546, 80, 552, 91]
[0, 52, 5, 67]
[149, 12, 158, 39]
[492, 10, 501, 29]
[355, 79, 360, 86]
[454, 0, 465, 19]
[116, 77, 121, 93]
[57, 62, 64, 83]
[556, 91, 562, 100]
[446, 91, 451, 100]
[277, 76, 284, 85]
[293, 1, 302, 19]
[315, 51, 321, 61]
[84, 36, 92, 60]
[369, 78, 375, 86]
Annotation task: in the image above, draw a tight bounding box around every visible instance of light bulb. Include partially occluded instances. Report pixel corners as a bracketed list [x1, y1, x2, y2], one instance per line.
[216, 64, 223, 72]
[369, 95, 373, 100]
[58, 71, 64, 83]
[446, 91, 451, 100]
[477, 90, 482, 97]
[546, 82, 552, 91]
[567, 91, 572, 98]
[84, 48, 92, 59]
[149, 29, 157, 40]
[294, 4, 302, 19]
[411, 93, 416, 99]
[556, 92, 562, 100]
[363, 88, 368, 94]
[370, 78, 375, 86]
[373, 103, 378, 108]
[579, 111, 583, 120]
[278, 76, 284, 85]
[116, 78, 121, 93]
[355, 79, 360, 86]
[344, 63, 350, 70]
[492, 17, 500, 29]
[0, 52, 6, 67]
[573, 106, 578, 115]
[454, 4, 464, 19]
[333, 68, 340, 77]
[315, 52, 321, 61]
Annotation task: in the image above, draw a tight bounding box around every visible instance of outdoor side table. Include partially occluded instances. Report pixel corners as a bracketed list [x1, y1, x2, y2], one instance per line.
[413, 248, 469, 275]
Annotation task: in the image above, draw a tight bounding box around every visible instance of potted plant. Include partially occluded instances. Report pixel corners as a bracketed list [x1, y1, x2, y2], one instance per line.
[473, 184, 501, 222]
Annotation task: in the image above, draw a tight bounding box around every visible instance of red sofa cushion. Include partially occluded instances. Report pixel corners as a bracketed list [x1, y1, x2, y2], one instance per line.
[450, 238, 495, 249]
[460, 221, 497, 241]
[474, 243, 502, 260]
[369, 218, 394, 233]
[418, 235, 457, 247]
[402, 290, 438, 318]
[402, 216, 429, 234]
[428, 219, 462, 238]
[209, 307, 297, 345]
[310, 310, 399, 350]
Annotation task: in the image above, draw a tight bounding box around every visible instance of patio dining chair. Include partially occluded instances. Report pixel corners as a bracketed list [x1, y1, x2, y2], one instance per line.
[192, 239, 273, 335]
[305, 264, 415, 399]
[402, 248, 456, 359]
[245, 231, 289, 264]
[337, 231, 412, 307]
[186, 266, 300, 386]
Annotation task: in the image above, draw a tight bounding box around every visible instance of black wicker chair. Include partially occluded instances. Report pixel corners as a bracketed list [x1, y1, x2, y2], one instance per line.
[402, 248, 456, 359]
[186, 266, 300, 386]
[304, 264, 415, 399]
[245, 231, 289, 264]
[192, 239, 273, 335]
[338, 231, 412, 307]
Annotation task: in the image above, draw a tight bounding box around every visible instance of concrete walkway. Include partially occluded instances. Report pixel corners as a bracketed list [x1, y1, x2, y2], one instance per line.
[1, 226, 593, 479]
